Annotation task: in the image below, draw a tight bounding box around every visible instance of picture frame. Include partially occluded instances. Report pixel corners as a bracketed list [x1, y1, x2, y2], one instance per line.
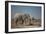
[5, 1, 45, 33]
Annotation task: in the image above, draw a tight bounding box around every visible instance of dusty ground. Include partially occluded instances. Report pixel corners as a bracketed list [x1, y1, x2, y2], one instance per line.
[11, 19, 41, 28]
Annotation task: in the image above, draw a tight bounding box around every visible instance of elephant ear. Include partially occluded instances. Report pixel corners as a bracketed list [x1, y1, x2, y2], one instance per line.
[18, 15, 23, 20]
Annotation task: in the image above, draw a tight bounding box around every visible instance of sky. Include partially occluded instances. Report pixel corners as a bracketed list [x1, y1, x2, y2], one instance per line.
[11, 5, 41, 19]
